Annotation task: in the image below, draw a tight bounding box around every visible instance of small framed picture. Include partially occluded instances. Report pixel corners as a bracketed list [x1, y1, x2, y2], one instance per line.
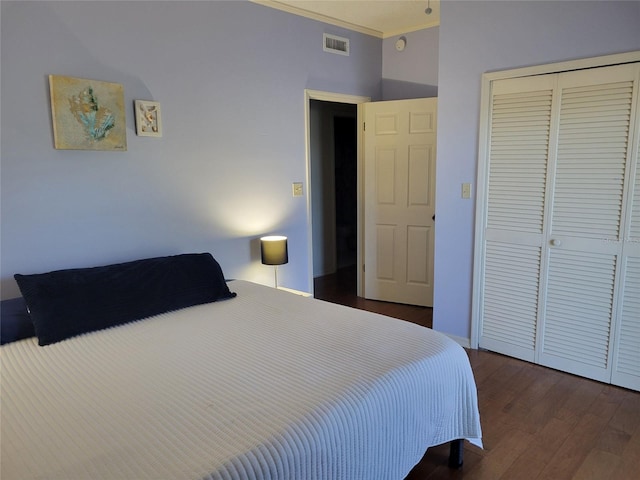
[134, 100, 162, 137]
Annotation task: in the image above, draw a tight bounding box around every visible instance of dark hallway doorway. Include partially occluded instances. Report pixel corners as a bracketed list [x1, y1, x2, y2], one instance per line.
[309, 100, 357, 284]
[334, 115, 357, 269]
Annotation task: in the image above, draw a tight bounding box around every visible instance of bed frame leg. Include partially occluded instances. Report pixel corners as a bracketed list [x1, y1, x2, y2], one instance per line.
[448, 439, 464, 468]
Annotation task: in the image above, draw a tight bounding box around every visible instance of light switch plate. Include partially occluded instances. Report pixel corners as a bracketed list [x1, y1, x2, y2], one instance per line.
[292, 182, 303, 197]
[462, 183, 472, 199]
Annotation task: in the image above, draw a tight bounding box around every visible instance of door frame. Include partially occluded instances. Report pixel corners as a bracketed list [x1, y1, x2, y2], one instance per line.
[304, 89, 370, 295]
[471, 51, 640, 349]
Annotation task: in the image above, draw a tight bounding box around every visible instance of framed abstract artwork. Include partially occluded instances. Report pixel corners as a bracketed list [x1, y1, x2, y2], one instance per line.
[134, 100, 162, 137]
[48, 75, 127, 151]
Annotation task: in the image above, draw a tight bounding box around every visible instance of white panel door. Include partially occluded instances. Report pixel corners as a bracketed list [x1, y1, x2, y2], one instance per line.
[363, 98, 436, 306]
[538, 64, 638, 383]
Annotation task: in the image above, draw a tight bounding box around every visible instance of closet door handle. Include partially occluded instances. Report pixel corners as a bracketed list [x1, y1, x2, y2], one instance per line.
[550, 239, 562, 247]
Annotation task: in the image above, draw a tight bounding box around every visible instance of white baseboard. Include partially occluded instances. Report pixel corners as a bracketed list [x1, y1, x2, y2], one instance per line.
[443, 333, 471, 349]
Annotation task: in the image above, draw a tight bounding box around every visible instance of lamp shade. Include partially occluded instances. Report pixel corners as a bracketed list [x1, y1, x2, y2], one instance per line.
[260, 236, 288, 266]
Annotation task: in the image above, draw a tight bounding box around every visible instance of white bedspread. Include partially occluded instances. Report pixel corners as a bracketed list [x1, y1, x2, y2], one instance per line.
[1, 280, 481, 480]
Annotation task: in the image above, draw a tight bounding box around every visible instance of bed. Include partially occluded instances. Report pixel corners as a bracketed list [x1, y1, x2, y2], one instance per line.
[1, 253, 482, 479]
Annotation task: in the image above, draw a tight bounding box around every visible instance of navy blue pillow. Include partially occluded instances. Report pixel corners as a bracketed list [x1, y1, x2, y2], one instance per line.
[14, 253, 236, 346]
[0, 297, 35, 345]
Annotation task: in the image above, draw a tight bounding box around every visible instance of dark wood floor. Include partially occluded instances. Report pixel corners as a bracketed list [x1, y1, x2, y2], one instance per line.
[313, 265, 433, 328]
[314, 268, 640, 480]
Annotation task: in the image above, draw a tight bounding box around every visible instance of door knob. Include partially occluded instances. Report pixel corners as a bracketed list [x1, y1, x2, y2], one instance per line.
[550, 239, 562, 247]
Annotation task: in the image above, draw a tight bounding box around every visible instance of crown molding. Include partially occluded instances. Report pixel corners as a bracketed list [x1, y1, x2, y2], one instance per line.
[252, 0, 384, 38]
[382, 21, 440, 39]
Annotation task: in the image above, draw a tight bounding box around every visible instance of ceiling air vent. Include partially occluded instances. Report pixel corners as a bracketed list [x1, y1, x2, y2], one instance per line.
[323, 33, 349, 56]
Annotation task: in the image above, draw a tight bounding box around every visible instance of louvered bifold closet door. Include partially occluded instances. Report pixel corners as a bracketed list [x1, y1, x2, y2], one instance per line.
[538, 64, 639, 383]
[612, 97, 640, 391]
[478, 76, 555, 361]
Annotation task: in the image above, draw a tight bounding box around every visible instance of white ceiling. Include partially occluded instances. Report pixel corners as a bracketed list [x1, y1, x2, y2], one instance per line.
[254, 0, 440, 38]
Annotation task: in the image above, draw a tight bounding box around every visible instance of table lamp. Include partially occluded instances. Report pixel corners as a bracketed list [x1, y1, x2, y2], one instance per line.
[260, 236, 288, 288]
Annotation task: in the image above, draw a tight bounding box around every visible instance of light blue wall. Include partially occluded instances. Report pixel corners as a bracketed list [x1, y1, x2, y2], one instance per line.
[382, 27, 439, 100]
[434, 1, 640, 340]
[0, 0, 382, 298]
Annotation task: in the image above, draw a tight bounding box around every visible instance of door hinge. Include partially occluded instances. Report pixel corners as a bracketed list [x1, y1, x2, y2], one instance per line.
[363, 264, 365, 272]
[363, 122, 366, 131]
